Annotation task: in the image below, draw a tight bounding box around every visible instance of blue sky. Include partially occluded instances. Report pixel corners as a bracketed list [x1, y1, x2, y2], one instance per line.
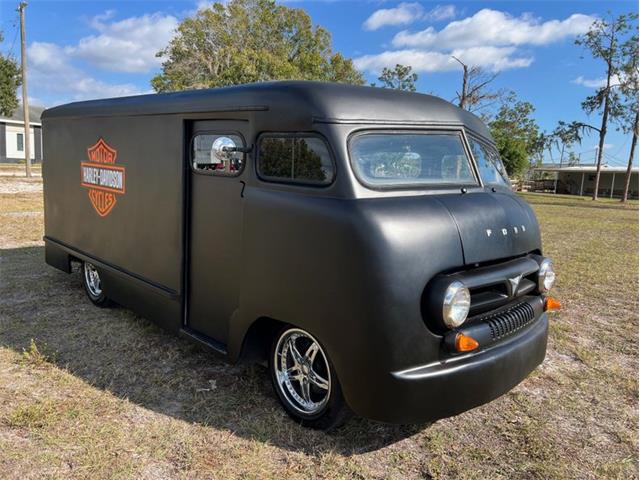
[0, 0, 637, 165]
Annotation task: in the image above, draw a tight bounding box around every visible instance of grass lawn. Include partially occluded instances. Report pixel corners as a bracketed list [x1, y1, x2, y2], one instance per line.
[1, 179, 637, 479]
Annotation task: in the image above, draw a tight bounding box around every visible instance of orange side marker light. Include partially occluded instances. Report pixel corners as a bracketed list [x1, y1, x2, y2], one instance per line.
[544, 297, 562, 312]
[455, 333, 479, 353]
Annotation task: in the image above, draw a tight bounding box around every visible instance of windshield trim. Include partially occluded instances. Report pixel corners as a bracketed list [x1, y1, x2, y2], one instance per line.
[347, 128, 481, 191]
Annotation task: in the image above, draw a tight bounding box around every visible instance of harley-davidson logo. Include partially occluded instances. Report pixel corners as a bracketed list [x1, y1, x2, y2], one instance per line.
[81, 139, 125, 217]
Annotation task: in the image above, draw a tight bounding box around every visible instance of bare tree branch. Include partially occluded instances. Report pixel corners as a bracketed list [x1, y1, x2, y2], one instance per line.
[452, 56, 502, 113]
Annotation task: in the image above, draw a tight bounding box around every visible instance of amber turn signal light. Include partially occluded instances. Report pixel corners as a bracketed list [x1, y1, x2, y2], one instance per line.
[455, 333, 479, 352]
[544, 297, 562, 312]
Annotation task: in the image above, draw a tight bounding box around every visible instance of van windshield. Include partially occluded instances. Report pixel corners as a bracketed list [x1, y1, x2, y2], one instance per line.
[349, 132, 477, 188]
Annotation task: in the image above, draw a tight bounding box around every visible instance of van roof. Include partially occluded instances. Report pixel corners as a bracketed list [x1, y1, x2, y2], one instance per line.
[42, 80, 492, 139]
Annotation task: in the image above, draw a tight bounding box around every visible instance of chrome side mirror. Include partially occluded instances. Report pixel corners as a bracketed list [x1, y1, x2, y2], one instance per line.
[211, 136, 237, 164]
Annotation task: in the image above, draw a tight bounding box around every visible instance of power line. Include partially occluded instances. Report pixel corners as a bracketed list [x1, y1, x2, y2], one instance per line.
[0, 8, 19, 58]
[609, 135, 630, 160]
[576, 147, 597, 156]
[602, 151, 627, 166]
[7, 12, 19, 58]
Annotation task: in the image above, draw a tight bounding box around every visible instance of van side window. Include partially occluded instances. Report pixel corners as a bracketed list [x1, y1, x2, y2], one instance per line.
[192, 133, 244, 176]
[467, 136, 510, 187]
[258, 135, 334, 185]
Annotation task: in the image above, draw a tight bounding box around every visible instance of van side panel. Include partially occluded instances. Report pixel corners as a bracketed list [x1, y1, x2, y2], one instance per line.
[230, 188, 467, 419]
[43, 115, 185, 331]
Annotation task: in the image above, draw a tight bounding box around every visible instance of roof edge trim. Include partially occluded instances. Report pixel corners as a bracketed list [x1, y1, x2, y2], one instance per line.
[42, 104, 269, 120]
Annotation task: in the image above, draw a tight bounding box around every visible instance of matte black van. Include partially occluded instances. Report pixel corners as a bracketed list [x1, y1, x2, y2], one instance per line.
[42, 81, 558, 429]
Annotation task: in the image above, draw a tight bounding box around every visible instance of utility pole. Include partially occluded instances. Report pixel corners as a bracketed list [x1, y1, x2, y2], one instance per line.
[18, 2, 31, 178]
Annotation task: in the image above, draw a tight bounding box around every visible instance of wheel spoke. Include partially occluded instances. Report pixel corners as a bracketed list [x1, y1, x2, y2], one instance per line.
[304, 342, 319, 363]
[300, 378, 312, 405]
[308, 368, 329, 390]
[288, 338, 305, 365]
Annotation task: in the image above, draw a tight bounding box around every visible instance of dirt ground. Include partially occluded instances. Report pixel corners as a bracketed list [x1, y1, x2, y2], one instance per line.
[0, 174, 638, 479]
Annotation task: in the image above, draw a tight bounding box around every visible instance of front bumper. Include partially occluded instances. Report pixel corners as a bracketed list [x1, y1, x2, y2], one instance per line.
[361, 311, 548, 424]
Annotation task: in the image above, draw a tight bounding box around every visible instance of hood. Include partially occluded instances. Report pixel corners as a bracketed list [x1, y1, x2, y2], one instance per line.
[434, 192, 541, 265]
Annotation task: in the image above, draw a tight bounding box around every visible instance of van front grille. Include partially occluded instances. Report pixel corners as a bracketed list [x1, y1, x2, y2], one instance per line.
[482, 301, 536, 340]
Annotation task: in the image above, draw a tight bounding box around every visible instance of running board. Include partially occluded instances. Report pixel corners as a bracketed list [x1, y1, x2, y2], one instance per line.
[179, 327, 228, 357]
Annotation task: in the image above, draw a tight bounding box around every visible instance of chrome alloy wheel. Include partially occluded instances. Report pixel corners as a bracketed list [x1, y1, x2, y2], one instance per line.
[274, 329, 331, 415]
[83, 262, 102, 297]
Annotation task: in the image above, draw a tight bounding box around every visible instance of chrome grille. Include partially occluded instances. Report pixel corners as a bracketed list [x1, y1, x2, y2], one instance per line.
[482, 302, 536, 340]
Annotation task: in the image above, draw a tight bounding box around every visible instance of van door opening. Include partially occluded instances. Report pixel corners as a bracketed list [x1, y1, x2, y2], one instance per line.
[186, 120, 248, 345]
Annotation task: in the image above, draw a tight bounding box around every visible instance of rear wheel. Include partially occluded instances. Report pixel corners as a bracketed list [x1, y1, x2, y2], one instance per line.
[269, 327, 350, 430]
[82, 261, 112, 307]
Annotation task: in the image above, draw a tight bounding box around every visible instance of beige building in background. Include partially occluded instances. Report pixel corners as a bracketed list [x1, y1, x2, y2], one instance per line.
[534, 165, 639, 199]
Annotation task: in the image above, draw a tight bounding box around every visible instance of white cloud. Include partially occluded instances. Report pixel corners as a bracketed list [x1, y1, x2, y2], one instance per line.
[23, 10, 176, 105]
[572, 75, 620, 89]
[185, 0, 215, 17]
[363, 3, 457, 31]
[363, 3, 425, 31]
[28, 42, 68, 74]
[590, 144, 613, 150]
[426, 5, 457, 22]
[66, 12, 178, 73]
[195, 0, 214, 11]
[356, 9, 595, 75]
[89, 9, 117, 28]
[572, 76, 606, 88]
[355, 46, 532, 73]
[392, 9, 595, 49]
[28, 42, 144, 104]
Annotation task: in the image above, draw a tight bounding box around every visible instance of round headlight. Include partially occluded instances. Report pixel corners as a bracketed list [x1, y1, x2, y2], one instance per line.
[442, 281, 471, 328]
[538, 258, 556, 293]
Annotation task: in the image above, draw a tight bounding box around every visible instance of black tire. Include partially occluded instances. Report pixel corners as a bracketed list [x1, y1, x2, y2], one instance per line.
[269, 326, 351, 430]
[81, 261, 112, 307]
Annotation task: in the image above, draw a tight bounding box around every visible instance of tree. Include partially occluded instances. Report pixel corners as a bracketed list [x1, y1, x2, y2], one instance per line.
[574, 13, 637, 200]
[620, 111, 638, 202]
[0, 32, 21, 117]
[619, 27, 639, 203]
[489, 95, 541, 177]
[529, 132, 551, 167]
[551, 122, 582, 166]
[377, 64, 417, 91]
[566, 151, 581, 166]
[495, 136, 529, 178]
[452, 56, 501, 113]
[151, 0, 364, 91]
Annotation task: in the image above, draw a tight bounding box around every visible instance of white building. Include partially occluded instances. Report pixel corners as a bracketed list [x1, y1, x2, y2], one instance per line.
[0, 105, 44, 163]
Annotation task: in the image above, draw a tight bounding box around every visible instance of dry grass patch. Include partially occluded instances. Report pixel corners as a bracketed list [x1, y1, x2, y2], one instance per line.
[0, 191, 43, 213]
[0, 178, 637, 479]
[0, 180, 44, 249]
[0, 163, 42, 177]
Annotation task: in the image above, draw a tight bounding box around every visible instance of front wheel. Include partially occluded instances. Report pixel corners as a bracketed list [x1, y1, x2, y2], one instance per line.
[269, 327, 350, 430]
[82, 261, 112, 307]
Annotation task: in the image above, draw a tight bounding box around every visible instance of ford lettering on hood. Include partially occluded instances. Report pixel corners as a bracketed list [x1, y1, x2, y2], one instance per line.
[434, 191, 541, 265]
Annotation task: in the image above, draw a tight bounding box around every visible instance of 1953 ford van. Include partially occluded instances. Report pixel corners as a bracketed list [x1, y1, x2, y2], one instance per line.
[42, 81, 559, 429]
